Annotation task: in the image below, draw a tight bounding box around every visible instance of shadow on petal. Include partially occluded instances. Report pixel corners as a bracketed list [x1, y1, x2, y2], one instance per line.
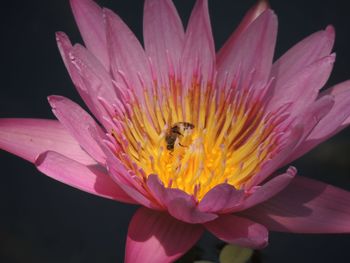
[241, 176, 350, 233]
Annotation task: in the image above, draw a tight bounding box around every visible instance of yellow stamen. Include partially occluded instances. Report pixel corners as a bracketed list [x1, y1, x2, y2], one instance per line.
[111, 78, 281, 201]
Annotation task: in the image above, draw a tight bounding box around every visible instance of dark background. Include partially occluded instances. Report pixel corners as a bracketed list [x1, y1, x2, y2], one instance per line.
[1, 0, 350, 262]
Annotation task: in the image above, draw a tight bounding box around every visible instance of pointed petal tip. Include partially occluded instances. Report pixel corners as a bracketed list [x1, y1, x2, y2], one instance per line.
[321, 25, 335, 52]
[265, 8, 277, 19]
[102, 7, 123, 29]
[102, 6, 111, 15]
[286, 166, 297, 177]
[69, 0, 110, 70]
[320, 52, 336, 66]
[259, 0, 270, 7]
[247, 0, 271, 23]
[102, 7, 118, 22]
[47, 95, 69, 112]
[143, 0, 185, 80]
[56, 32, 73, 51]
[47, 95, 64, 105]
[246, 0, 271, 20]
[55, 31, 67, 39]
[325, 24, 335, 37]
[329, 52, 336, 59]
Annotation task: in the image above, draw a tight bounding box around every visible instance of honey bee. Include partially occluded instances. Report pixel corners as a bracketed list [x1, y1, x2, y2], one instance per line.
[165, 122, 195, 151]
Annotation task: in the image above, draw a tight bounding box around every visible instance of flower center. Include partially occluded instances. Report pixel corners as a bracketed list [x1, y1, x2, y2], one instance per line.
[110, 76, 285, 201]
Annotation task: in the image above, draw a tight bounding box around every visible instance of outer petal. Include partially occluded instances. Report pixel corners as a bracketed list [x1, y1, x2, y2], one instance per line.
[104, 8, 152, 96]
[278, 95, 334, 166]
[70, 0, 109, 69]
[239, 167, 297, 211]
[48, 95, 106, 164]
[197, 184, 244, 213]
[288, 81, 350, 161]
[204, 214, 268, 249]
[288, 94, 334, 151]
[0, 118, 95, 165]
[181, 0, 215, 87]
[267, 54, 335, 115]
[167, 197, 218, 224]
[217, 0, 269, 63]
[241, 176, 350, 233]
[143, 0, 185, 84]
[69, 43, 118, 121]
[270, 26, 334, 96]
[35, 151, 135, 203]
[146, 175, 218, 223]
[217, 10, 277, 89]
[56, 32, 101, 124]
[198, 167, 296, 215]
[125, 207, 204, 263]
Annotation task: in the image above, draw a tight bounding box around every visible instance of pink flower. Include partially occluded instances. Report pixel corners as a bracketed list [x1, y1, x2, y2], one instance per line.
[1, 0, 350, 262]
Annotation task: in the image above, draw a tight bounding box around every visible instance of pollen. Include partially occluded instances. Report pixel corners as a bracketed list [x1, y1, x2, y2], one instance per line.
[110, 75, 287, 201]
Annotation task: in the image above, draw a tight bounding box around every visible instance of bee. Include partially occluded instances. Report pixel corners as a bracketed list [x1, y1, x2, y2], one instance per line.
[165, 122, 195, 151]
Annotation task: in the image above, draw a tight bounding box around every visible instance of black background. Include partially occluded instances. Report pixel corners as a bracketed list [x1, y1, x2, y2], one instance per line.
[1, 0, 350, 262]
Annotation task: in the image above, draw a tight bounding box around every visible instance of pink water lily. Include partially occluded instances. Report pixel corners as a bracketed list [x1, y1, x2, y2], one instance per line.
[1, 0, 350, 262]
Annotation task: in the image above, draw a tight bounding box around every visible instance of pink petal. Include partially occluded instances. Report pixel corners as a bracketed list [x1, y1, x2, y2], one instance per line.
[103, 148, 157, 209]
[241, 176, 350, 233]
[104, 8, 152, 95]
[167, 197, 218, 224]
[217, 9, 277, 89]
[204, 214, 268, 249]
[289, 94, 334, 151]
[35, 151, 135, 203]
[98, 139, 159, 209]
[267, 54, 335, 115]
[282, 95, 334, 166]
[217, 0, 269, 64]
[253, 96, 332, 182]
[270, 26, 334, 96]
[289, 81, 350, 161]
[69, 44, 118, 128]
[197, 184, 244, 213]
[181, 0, 215, 86]
[48, 95, 106, 164]
[240, 167, 297, 211]
[146, 175, 218, 223]
[56, 32, 101, 121]
[70, 0, 109, 69]
[125, 207, 204, 263]
[0, 118, 95, 165]
[247, 125, 303, 188]
[251, 94, 333, 187]
[143, 0, 185, 84]
[280, 95, 334, 165]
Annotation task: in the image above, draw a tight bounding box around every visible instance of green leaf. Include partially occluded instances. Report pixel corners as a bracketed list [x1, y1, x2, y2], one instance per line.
[219, 244, 253, 263]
